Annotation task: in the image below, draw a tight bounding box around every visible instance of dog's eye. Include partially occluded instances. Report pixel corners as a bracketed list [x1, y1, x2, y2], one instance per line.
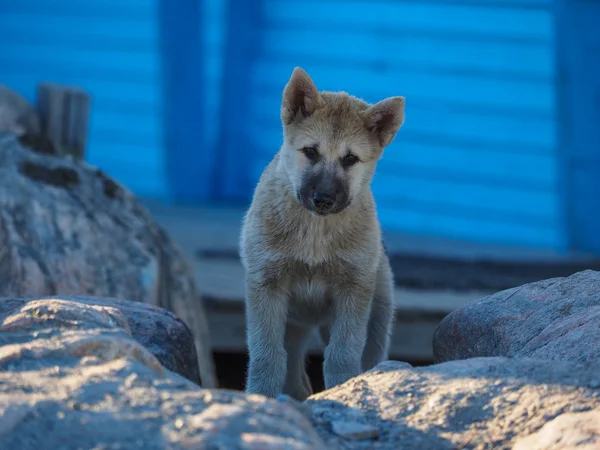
[301, 146, 319, 161]
[342, 153, 359, 168]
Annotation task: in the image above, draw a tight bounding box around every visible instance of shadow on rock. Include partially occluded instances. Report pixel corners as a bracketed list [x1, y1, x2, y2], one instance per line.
[307, 359, 600, 449]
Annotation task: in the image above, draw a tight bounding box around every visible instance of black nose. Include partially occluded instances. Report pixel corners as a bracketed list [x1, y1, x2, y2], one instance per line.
[313, 192, 335, 210]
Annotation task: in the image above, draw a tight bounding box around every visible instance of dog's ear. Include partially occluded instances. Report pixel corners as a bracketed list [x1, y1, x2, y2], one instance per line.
[360, 96, 405, 147]
[281, 67, 323, 125]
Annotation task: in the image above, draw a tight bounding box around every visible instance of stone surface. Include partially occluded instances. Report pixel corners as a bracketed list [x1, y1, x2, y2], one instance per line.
[0, 134, 215, 387]
[512, 410, 600, 450]
[309, 359, 600, 449]
[0, 86, 54, 155]
[433, 270, 600, 364]
[331, 420, 379, 440]
[0, 85, 40, 137]
[0, 296, 201, 383]
[0, 297, 325, 450]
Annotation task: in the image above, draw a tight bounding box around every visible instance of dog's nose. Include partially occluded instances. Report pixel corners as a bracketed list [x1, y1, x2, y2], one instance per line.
[312, 192, 335, 210]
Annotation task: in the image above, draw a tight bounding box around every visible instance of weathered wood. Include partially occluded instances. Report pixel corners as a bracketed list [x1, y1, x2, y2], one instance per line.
[36, 82, 90, 160]
[204, 297, 452, 362]
[194, 254, 488, 361]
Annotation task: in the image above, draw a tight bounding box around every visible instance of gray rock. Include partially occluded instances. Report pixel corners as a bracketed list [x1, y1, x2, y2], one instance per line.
[331, 421, 379, 440]
[308, 358, 600, 449]
[0, 85, 40, 137]
[0, 296, 201, 383]
[512, 410, 600, 450]
[433, 270, 600, 364]
[0, 297, 326, 450]
[0, 134, 216, 387]
[513, 409, 600, 450]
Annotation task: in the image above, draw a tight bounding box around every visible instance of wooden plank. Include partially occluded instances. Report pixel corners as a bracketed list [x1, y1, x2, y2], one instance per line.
[36, 83, 91, 160]
[0, 13, 158, 48]
[377, 205, 562, 249]
[0, 44, 160, 81]
[2, 73, 160, 108]
[216, 0, 263, 201]
[376, 149, 557, 191]
[1, 0, 157, 17]
[88, 162, 167, 199]
[372, 172, 558, 223]
[246, 125, 557, 188]
[246, 144, 559, 219]
[250, 94, 556, 152]
[259, 27, 554, 79]
[250, 61, 555, 112]
[194, 255, 488, 360]
[262, 0, 554, 42]
[158, 0, 209, 201]
[555, 0, 600, 254]
[89, 111, 163, 146]
[206, 304, 445, 361]
[86, 142, 164, 171]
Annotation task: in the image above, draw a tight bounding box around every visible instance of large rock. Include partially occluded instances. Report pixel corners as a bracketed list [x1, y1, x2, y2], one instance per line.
[433, 270, 600, 364]
[309, 359, 600, 449]
[0, 85, 40, 137]
[512, 410, 600, 450]
[0, 296, 201, 383]
[0, 297, 325, 449]
[0, 134, 215, 387]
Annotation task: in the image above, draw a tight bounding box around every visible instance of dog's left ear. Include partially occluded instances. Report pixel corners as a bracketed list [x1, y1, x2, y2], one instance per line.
[281, 67, 323, 125]
[360, 96, 405, 147]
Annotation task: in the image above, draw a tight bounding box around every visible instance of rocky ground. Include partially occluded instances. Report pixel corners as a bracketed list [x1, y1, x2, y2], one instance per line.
[0, 126, 215, 387]
[1, 89, 600, 449]
[3, 270, 600, 449]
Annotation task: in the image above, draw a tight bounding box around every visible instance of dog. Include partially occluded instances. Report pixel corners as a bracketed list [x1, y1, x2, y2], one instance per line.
[240, 67, 404, 400]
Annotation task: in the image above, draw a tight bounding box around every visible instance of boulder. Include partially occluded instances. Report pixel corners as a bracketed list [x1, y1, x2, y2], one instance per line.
[309, 359, 600, 449]
[0, 297, 325, 449]
[0, 134, 216, 387]
[0, 85, 40, 137]
[512, 410, 600, 450]
[0, 86, 54, 155]
[433, 270, 600, 364]
[0, 296, 201, 383]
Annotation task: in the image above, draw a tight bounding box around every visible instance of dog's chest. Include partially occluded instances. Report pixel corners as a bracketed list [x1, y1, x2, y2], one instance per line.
[286, 268, 333, 325]
[288, 219, 338, 266]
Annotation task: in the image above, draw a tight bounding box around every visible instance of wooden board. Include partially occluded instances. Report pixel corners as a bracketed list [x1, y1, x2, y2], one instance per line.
[194, 255, 488, 361]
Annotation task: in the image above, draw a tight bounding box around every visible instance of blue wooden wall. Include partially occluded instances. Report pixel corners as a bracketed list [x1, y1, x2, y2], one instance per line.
[555, 0, 600, 254]
[0, 0, 170, 198]
[2, 0, 598, 253]
[219, 0, 565, 250]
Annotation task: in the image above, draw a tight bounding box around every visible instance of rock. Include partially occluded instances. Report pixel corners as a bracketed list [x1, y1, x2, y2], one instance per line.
[0, 86, 54, 155]
[0, 85, 40, 137]
[433, 270, 600, 364]
[308, 359, 600, 449]
[0, 297, 326, 449]
[0, 296, 201, 383]
[0, 134, 216, 387]
[512, 410, 600, 450]
[331, 421, 379, 441]
[276, 394, 314, 421]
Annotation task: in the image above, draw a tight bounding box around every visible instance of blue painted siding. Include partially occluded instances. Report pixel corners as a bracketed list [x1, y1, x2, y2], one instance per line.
[220, 0, 563, 249]
[6, 0, 598, 253]
[555, 0, 600, 254]
[0, 0, 168, 198]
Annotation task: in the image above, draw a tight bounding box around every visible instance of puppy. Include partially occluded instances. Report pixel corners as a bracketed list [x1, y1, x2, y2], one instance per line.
[240, 67, 404, 400]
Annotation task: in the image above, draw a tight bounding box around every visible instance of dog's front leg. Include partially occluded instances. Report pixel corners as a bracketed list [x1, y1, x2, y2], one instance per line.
[323, 282, 373, 390]
[244, 279, 288, 398]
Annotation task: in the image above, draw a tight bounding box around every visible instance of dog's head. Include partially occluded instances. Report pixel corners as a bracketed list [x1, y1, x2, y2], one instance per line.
[279, 67, 405, 216]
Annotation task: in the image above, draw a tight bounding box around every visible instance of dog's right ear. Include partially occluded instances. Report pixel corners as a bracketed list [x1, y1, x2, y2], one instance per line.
[281, 67, 323, 125]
